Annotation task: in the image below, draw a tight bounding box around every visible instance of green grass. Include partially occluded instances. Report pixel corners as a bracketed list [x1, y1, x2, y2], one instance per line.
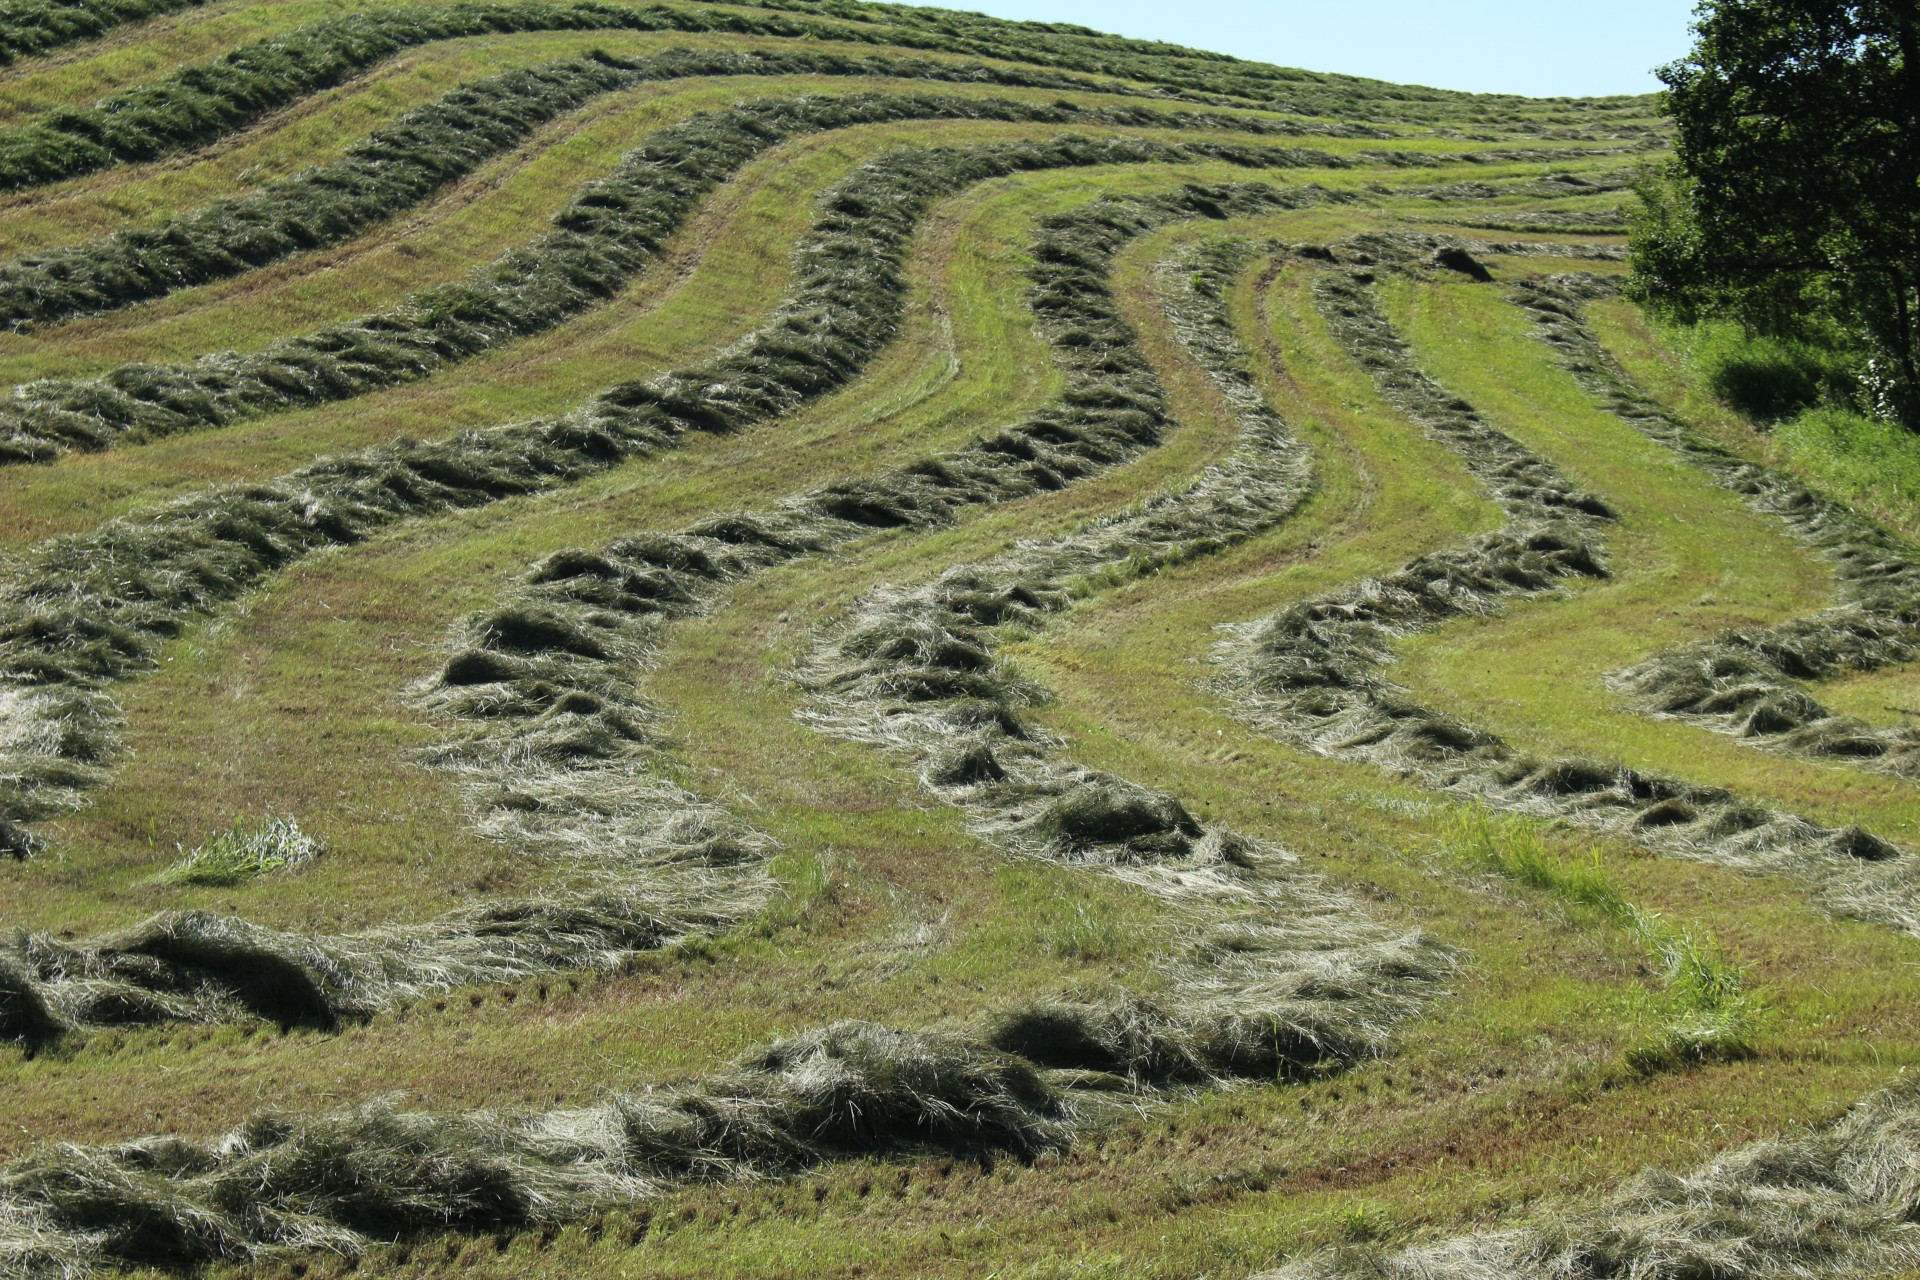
[1441, 803, 1765, 1074]
[3, 6, 1917, 1277]
[1385, 273, 1920, 845]
[1589, 298, 1920, 544]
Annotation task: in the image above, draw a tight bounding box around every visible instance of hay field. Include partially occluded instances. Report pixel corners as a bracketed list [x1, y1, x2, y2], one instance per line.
[1, 2, 1918, 1276]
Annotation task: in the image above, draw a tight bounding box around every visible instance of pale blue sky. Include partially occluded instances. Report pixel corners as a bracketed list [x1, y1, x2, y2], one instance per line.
[890, 0, 1699, 98]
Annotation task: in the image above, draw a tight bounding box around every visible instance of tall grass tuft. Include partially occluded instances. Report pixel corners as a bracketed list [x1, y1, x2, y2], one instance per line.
[1444, 804, 1764, 1072]
[158, 819, 322, 888]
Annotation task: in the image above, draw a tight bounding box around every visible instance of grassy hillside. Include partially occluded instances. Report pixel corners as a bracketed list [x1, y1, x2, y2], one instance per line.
[1, 2, 1918, 1277]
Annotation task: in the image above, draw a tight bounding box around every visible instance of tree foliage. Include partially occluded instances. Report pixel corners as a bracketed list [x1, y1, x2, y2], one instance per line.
[1629, 0, 1920, 427]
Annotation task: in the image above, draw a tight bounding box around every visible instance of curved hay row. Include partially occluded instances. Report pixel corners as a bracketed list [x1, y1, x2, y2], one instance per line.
[22, 175, 1413, 955]
[13, 7, 1915, 1277]
[0, 132, 1339, 863]
[0, 48, 1106, 330]
[1264, 1074, 1920, 1279]
[0, 0, 1557, 200]
[0, 87, 1338, 464]
[0, 123, 1632, 463]
[1, 19, 1392, 320]
[0, 1, 1148, 192]
[0, 158, 1620, 559]
[945, 233, 1920, 1279]
[0, 0, 201, 66]
[0, 106, 1205, 540]
[1211, 246, 1920, 936]
[1379, 270, 1917, 836]
[0, 142, 1351, 1028]
[3, 157, 1427, 940]
[793, 227, 1448, 1072]
[0, 0, 1651, 142]
[1508, 279, 1920, 781]
[0, 196, 1452, 1280]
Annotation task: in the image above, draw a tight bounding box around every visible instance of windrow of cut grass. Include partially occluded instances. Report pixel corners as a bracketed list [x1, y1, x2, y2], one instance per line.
[744, 0, 1667, 131]
[0, 0, 1580, 199]
[0, 104, 1117, 544]
[4, 15, 1441, 290]
[8, 197, 1918, 1280]
[0, 132, 1635, 466]
[0, 0, 203, 65]
[0, 182, 1631, 953]
[0, 86, 1337, 464]
[0, 194, 1452, 1280]
[1211, 247, 1920, 937]
[415, 189, 1329, 892]
[1386, 274, 1920, 838]
[965, 230, 1920, 1280]
[0, 24, 1142, 252]
[0, 153, 1632, 561]
[0, 0, 1669, 140]
[796, 229, 1449, 1081]
[1505, 278, 1920, 781]
[0, 148, 1377, 1022]
[0, 50, 652, 330]
[0, 0, 1153, 192]
[0, 143, 1635, 402]
[0, 1020, 1094, 1274]
[0, 45, 1123, 330]
[0, 78, 1302, 385]
[21, 4, 1920, 1276]
[1266, 1073, 1920, 1279]
[0, 131, 1335, 849]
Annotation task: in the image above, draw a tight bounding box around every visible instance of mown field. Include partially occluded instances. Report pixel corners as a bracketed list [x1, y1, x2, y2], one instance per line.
[2, 2, 1918, 1277]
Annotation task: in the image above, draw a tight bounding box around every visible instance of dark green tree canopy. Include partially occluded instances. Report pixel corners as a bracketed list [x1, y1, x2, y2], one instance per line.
[1631, 0, 1919, 425]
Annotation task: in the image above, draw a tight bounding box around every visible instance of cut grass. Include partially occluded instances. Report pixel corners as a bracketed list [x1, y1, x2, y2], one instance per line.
[0, 150, 1631, 552]
[5, 6, 1916, 1275]
[5, 160, 1342, 934]
[158, 816, 322, 887]
[1388, 274, 1920, 845]
[6, 205, 1920, 1280]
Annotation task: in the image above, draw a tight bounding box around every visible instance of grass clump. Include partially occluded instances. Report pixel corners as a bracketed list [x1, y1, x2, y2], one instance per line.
[1444, 804, 1763, 1073]
[0, 1020, 1071, 1271]
[157, 818, 322, 887]
[1269, 1076, 1920, 1279]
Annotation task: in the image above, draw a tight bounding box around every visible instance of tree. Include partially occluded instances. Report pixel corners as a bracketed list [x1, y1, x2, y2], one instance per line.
[1629, 0, 1920, 428]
